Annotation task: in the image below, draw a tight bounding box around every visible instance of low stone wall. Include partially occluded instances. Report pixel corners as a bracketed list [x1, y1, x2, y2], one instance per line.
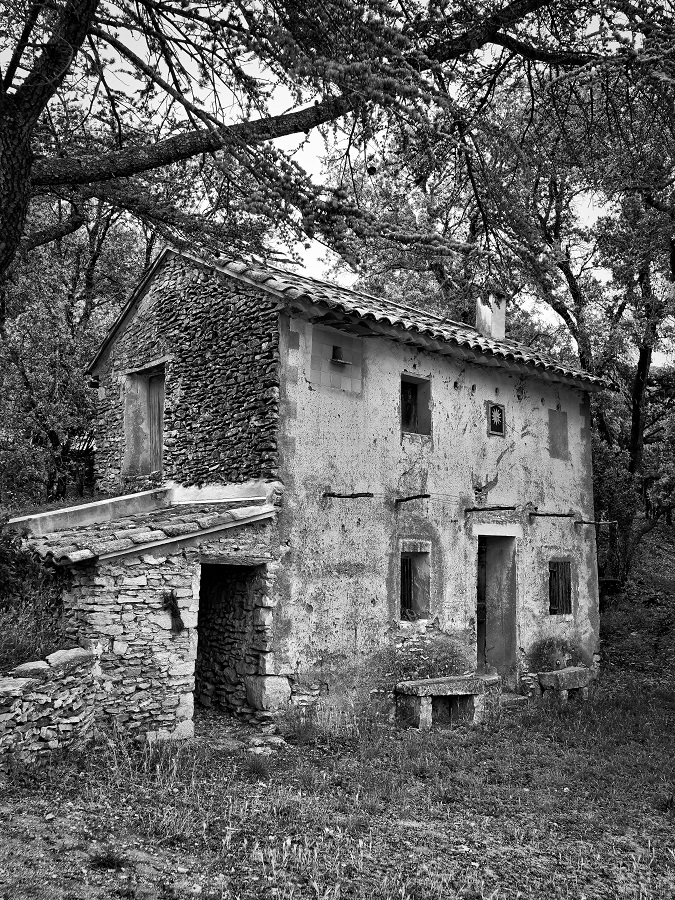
[0, 648, 98, 777]
[59, 522, 279, 738]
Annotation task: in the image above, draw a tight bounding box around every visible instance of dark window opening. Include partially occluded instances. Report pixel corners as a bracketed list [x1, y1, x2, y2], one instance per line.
[331, 344, 350, 364]
[549, 561, 572, 615]
[401, 375, 431, 435]
[487, 402, 505, 436]
[148, 372, 165, 473]
[400, 552, 430, 621]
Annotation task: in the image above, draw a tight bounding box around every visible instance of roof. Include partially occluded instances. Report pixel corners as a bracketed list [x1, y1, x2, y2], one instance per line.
[89, 248, 606, 391]
[18, 501, 275, 565]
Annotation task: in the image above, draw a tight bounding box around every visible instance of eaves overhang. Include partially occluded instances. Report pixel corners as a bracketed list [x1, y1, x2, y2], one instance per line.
[87, 247, 608, 393]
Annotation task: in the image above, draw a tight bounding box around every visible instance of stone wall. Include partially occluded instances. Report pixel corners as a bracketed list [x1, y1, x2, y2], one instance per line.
[65, 549, 199, 740]
[0, 648, 97, 778]
[93, 254, 281, 494]
[195, 564, 273, 716]
[61, 521, 278, 738]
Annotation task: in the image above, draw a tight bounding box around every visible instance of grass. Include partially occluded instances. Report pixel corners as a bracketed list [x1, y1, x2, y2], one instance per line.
[2, 675, 673, 899]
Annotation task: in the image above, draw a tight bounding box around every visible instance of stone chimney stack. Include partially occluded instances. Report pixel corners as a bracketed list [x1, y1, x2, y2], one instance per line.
[475, 293, 506, 341]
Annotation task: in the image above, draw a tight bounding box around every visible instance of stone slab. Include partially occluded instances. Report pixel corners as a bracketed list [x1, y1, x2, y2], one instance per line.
[538, 666, 591, 691]
[0, 677, 40, 696]
[396, 674, 501, 697]
[46, 648, 94, 671]
[245, 675, 291, 711]
[10, 661, 50, 679]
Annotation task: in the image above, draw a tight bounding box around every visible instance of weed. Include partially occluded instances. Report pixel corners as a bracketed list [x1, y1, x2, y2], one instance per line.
[89, 846, 129, 870]
[244, 752, 271, 780]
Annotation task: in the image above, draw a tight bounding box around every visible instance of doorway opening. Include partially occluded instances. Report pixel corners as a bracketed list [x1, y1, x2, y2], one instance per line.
[194, 563, 263, 715]
[476, 536, 517, 685]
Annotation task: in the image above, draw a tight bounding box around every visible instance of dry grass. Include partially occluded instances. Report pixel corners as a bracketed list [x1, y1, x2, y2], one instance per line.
[1, 673, 671, 900]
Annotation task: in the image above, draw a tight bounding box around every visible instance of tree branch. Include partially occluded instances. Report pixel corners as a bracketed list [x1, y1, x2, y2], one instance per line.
[13, 0, 101, 126]
[31, 95, 357, 188]
[19, 208, 86, 251]
[426, 0, 595, 65]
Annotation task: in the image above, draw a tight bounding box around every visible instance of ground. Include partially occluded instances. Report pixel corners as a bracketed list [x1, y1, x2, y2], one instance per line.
[1, 528, 675, 900]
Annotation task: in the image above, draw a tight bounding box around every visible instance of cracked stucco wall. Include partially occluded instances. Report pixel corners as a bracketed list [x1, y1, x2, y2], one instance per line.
[271, 313, 599, 691]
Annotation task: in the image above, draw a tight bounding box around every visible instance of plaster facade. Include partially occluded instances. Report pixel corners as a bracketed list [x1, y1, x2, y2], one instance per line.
[273, 316, 598, 691]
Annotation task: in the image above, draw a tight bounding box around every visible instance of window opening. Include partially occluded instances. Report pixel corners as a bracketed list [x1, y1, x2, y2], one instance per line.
[123, 365, 165, 475]
[148, 372, 165, 473]
[400, 552, 430, 620]
[549, 561, 572, 614]
[487, 402, 505, 436]
[401, 375, 431, 435]
[331, 345, 350, 364]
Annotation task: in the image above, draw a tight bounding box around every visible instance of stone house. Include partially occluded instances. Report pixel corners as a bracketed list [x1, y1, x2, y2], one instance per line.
[9, 249, 605, 738]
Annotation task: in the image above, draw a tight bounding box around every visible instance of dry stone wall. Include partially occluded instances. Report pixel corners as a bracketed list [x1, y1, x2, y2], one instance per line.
[0, 648, 97, 778]
[195, 564, 274, 716]
[94, 255, 281, 494]
[62, 521, 277, 738]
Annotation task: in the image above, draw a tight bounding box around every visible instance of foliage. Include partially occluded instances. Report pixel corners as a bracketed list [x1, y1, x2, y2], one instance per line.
[0, 525, 67, 670]
[0, 203, 149, 508]
[526, 637, 583, 674]
[371, 629, 471, 689]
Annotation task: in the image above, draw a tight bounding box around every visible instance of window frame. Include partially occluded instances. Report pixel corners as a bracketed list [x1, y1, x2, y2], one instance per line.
[400, 550, 431, 621]
[548, 560, 572, 615]
[400, 373, 432, 436]
[122, 364, 165, 476]
[487, 401, 506, 437]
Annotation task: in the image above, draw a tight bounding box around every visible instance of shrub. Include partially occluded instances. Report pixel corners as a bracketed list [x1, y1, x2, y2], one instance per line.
[527, 637, 583, 673]
[0, 524, 68, 670]
[370, 630, 471, 688]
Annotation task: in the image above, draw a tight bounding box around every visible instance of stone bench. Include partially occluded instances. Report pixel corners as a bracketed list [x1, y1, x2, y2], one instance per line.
[536, 666, 592, 703]
[395, 674, 501, 729]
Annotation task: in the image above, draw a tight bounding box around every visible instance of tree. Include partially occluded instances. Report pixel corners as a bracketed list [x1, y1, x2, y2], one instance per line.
[1, 0, 649, 290]
[0, 200, 149, 508]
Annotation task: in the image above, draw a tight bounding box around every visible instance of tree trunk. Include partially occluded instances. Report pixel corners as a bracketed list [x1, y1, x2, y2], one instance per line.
[628, 267, 659, 475]
[0, 97, 32, 289]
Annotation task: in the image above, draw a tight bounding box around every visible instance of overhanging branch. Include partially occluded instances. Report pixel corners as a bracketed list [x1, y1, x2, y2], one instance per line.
[30, 95, 358, 188]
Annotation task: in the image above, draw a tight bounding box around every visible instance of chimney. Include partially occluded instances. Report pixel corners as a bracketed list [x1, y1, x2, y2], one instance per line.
[475, 293, 506, 341]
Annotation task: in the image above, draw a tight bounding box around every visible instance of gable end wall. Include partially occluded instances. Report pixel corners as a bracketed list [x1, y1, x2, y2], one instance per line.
[94, 257, 281, 492]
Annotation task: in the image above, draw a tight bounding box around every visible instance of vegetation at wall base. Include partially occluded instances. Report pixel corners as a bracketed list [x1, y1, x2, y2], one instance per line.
[0, 526, 68, 671]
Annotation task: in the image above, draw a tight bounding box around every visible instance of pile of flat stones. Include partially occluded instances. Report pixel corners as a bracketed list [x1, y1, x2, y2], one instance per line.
[0, 647, 97, 778]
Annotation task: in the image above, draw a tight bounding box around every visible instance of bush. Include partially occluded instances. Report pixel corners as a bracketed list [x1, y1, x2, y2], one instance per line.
[527, 637, 583, 673]
[0, 524, 67, 670]
[370, 630, 471, 688]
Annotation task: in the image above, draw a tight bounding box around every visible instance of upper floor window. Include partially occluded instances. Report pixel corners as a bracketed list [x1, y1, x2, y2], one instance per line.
[401, 374, 431, 435]
[309, 327, 362, 393]
[487, 402, 505, 436]
[123, 366, 165, 475]
[548, 408, 569, 460]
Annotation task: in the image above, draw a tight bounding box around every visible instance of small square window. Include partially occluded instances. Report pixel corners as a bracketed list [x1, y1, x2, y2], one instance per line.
[400, 552, 430, 621]
[401, 375, 431, 435]
[487, 402, 505, 436]
[549, 561, 572, 615]
[331, 345, 350, 364]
